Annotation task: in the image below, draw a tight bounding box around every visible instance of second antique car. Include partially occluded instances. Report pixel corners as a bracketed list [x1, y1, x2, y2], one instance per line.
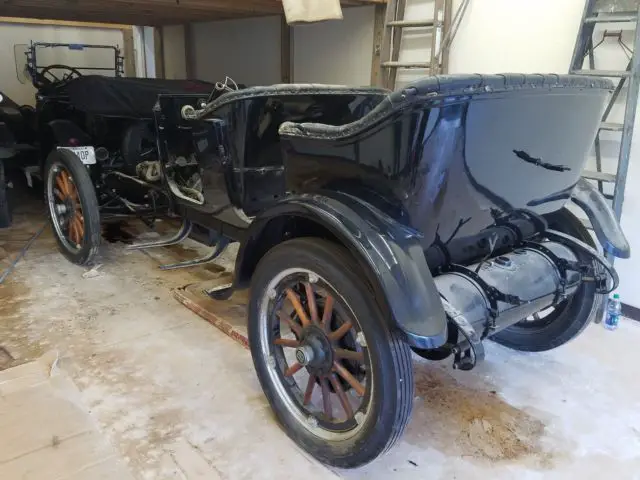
[21, 41, 220, 261]
[0, 90, 38, 227]
[46, 74, 629, 467]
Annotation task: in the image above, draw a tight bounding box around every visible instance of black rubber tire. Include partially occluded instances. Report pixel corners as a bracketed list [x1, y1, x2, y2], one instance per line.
[492, 208, 601, 352]
[44, 149, 101, 265]
[0, 160, 11, 228]
[248, 238, 413, 468]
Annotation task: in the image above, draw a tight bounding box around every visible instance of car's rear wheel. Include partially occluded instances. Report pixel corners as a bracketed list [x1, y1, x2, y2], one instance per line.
[492, 208, 601, 352]
[0, 160, 11, 228]
[44, 149, 100, 265]
[248, 238, 413, 468]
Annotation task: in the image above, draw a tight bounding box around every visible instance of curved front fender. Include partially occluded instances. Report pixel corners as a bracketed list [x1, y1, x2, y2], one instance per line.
[236, 192, 448, 349]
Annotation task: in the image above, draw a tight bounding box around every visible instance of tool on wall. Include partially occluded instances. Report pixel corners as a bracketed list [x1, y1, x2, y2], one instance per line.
[570, 0, 640, 223]
[378, 0, 470, 90]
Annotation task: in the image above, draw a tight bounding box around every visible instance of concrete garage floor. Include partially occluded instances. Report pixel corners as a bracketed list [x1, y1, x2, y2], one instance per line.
[1, 190, 640, 479]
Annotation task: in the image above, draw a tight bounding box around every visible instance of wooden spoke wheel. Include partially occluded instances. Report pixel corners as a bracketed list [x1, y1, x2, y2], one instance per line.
[45, 149, 100, 265]
[51, 166, 85, 249]
[271, 277, 369, 430]
[249, 238, 413, 468]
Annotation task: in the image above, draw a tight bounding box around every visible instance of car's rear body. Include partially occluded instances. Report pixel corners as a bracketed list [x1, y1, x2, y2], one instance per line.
[280, 74, 613, 253]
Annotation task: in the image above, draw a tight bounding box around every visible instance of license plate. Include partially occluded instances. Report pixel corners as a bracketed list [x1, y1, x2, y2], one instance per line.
[57, 146, 96, 165]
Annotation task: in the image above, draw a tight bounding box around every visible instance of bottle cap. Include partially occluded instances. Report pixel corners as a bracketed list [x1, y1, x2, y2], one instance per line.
[613, 293, 620, 299]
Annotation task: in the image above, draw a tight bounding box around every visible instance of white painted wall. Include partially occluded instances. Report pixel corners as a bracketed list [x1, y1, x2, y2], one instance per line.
[142, 26, 157, 78]
[0, 22, 123, 106]
[163, 25, 187, 79]
[292, 7, 375, 85]
[191, 16, 282, 85]
[189, 7, 375, 86]
[132, 26, 147, 77]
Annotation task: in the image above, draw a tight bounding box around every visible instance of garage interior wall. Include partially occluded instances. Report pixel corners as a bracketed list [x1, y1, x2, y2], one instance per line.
[0, 21, 124, 106]
[175, 0, 640, 307]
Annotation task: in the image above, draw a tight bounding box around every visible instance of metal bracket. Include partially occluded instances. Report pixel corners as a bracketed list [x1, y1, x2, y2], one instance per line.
[441, 298, 484, 371]
[544, 229, 618, 294]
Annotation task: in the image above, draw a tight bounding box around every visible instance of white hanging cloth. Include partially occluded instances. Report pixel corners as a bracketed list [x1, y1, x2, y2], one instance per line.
[282, 0, 343, 24]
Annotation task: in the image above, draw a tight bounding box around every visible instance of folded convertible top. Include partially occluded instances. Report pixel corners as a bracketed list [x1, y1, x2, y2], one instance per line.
[64, 76, 216, 118]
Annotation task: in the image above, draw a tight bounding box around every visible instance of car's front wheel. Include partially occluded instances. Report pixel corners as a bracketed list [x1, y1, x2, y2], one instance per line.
[44, 149, 100, 265]
[248, 238, 413, 468]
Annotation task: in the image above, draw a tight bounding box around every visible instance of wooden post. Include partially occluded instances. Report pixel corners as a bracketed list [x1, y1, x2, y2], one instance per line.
[281, 16, 292, 83]
[370, 3, 386, 86]
[153, 27, 165, 79]
[121, 28, 135, 77]
[184, 23, 196, 79]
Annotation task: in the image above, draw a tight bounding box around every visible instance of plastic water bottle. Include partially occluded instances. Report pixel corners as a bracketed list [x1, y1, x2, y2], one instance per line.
[604, 293, 622, 331]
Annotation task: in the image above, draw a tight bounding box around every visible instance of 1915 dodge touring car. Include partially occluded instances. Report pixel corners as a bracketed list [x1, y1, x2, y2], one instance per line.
[43, 72, 629, 467]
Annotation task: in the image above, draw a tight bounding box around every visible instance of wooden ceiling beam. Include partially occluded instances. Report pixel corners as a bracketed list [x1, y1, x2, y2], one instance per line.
[0, 0, 388, 26]
[0, 7, 207, 26]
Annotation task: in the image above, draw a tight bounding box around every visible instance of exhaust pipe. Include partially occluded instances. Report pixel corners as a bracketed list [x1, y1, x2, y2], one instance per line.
[433, 241, 581, 368]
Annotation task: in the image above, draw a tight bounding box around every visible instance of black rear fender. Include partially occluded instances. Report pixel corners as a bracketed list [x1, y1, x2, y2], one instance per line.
[235, 192, 448, 349]
[570, 178, 630, 258]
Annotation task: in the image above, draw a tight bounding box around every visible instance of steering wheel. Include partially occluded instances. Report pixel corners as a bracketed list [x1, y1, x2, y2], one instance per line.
[35, 64, 83, 88]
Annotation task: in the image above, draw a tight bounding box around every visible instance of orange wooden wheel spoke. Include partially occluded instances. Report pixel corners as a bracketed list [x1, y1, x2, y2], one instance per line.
[273, 338, 299, 348]
[321, 295, 334, 331]
[277, 311, 302, 337]
[304, 282, 318, 324]
[54, 188, 65, 201]
[60, 171, 72, 195]
[55, 175, 68, 196]
[69, 220, 79, 244]
[333, 361, 365, 397]
[329, 320, 352, 341]
[303, 375, 316, 405]
[321, 376, 332, 420]
[285, 288, 311, 327]
[284, 362, 303, 377]
[334, 348, 364, 362]
[74, 217, 84, 240]
[68, 183, 80, 202]
[329, 373, 353, 419]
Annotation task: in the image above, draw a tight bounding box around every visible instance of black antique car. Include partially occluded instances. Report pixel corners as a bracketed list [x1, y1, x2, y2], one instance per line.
[47, 74, 629, 467]
[0, 90, 38, 227]
[22, 41, 220, 262]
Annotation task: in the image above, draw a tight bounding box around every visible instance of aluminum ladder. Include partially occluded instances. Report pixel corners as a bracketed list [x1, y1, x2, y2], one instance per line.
[570, 0, 640, 222]
[379, 0, 469, 90]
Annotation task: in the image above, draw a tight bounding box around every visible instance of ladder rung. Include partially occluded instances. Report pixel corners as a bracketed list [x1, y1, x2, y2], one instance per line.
[585, 14, 638, 24]
[571, 69, 630, 77]
[382, 61, 432, 69]
[387, 20, 435, 28]
[582, 170, 616, 183]
[600, 122, 624, 132]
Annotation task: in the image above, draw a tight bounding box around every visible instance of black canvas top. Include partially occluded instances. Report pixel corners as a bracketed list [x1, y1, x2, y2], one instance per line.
[63, 76, 216, 118]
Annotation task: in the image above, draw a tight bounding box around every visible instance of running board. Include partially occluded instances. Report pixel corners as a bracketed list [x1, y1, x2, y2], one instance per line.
[127, 220, 192, 250]
[159, 237, 230, 271]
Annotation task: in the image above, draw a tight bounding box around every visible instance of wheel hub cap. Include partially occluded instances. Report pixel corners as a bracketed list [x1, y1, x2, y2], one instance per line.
[299, 325, 333, 374]
[295, 345, 315, 365]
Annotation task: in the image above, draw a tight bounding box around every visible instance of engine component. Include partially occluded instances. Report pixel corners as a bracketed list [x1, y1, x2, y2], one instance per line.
[136, 160, 161, 182]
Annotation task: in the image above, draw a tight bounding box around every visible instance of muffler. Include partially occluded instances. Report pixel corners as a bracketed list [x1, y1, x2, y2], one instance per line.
[433, 241, 582, 368]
